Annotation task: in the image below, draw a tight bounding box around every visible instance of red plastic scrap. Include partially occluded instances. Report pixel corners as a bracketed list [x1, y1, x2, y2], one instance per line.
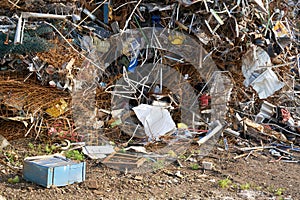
[199, 93, 210, 108]
[280, 108, 291, 123]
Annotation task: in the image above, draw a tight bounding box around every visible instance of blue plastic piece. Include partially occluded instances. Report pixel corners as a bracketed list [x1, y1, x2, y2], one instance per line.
[103, 2, 109, 24]
[23, 156, 86, 188]
[152, 15, 160, 24]
[128, 58, 138, 72]
[152, 15, 163, 27]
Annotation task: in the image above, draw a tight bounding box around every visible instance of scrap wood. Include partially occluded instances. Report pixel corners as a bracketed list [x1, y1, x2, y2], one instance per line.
[243, 118, 288, 142]
[239, 146, 273, 152]
[102, 152, 146, 169]
[233, 150, 261, 160]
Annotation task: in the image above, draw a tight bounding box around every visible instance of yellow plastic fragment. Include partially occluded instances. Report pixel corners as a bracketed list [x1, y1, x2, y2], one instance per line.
[45, 99, 68, 118]
[168, 35, 185, 45]
[273, 21, 289, 38]
[177, 123, 188, 129]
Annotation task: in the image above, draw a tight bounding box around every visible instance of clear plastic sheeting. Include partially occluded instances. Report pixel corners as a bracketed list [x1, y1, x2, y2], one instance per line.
[251, 68, 285, 99]
[209, 71, 233, 124]
[242, 45, 272, 87]
[242, 45, 285, 99]
[71, 27, 233, 173]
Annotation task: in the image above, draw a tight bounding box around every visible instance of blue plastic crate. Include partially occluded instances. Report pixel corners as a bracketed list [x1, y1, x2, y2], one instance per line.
[23, 155, 86, 188]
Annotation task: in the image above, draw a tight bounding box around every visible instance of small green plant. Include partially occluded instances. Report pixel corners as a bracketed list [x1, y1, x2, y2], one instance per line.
[45, 144, 57, 154]
[232, 184, 239, 189]
[254, 185, 263, 191]
[119, 148, 126, 153]
[190, 163, 200, 170]
[4, 152, 14, 164]
[4, 151, 22, 167]
[167, 150, 177, 158]
[240, 183, 251, 190]
[37, 144, 43, 155]
[218, 177, 232, 189]
[153, 159, 165, 170]
[274, 188, 285, 196]
[4, 151, 17, 165]
[178, 154, 186, 159]
[28, 142, 34, 149]
[27, 142, 37, 156]
[190, 150, 201, 155]
[65, 150, 84, 161]
[8, 175, 20, 184]
[218, 139, 224, 145]
[267, 185, 275, 193]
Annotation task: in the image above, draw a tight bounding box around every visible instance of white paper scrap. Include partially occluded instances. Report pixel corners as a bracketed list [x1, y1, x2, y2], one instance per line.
[132, 104, 176, 141]
[251, 68, 284, 99]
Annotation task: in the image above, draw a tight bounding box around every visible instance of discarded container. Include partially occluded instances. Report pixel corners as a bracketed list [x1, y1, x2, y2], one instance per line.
[23, 155, 86, 188]
[82, 145, 115, 159]
[242, 46, 272, 87]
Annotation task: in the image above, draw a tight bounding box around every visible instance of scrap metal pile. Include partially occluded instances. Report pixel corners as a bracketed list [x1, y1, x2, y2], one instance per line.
[0, 0, 300, 171]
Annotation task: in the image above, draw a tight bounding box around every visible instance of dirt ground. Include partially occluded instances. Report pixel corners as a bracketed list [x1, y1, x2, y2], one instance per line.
[0, 136, 299, 200]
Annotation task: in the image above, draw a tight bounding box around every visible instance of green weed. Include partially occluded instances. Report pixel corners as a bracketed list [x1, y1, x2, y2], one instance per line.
[178, 154, 186, 159]
[240, 183, 251, 190]
[8, 175, 20, 184]
[190, 163, 200, 170]
[65, 150, 84, 161]
[45, 144, 57, 154]
[274, 188, 285, 196]
[218, 177, 232, 189]
[153, 159, 165, 171]
[28, 142, 34, 149]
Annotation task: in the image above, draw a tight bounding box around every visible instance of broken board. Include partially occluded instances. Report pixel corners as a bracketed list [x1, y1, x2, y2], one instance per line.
[102, 152, 146, 170]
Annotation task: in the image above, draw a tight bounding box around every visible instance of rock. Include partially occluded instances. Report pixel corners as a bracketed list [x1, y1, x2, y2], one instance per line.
[175, 171, 183, 179]
[27, 187, 34, 192]
[238, 190, 263, 200]
[93, 190, 103, 195]
[202, 161, 214, 170]
[0, 134, 10, 149]
[86, 180, 99, 189]
[173, 179, 178, 183]
[50, 185, 57, 189]
[134, 176, 143, 181]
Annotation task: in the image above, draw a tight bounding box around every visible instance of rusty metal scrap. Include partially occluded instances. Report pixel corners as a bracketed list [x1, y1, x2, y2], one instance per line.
[0, 0, 299, 161]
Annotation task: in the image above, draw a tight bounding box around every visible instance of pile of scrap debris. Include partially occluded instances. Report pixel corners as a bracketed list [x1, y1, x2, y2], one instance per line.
[0, 0, 299, 174]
